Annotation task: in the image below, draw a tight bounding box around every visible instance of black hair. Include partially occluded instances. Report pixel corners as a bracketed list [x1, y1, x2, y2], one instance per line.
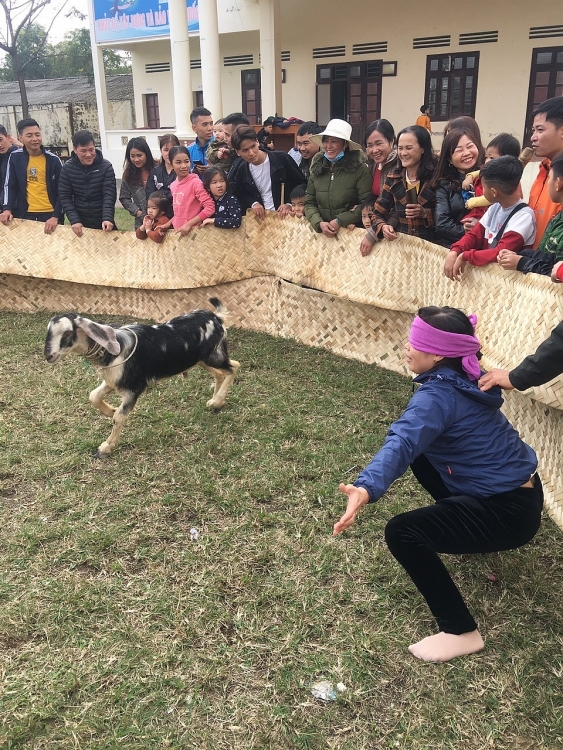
[396, 125, 438, 184]
[122, 137, 155, 185]
[364, 119, 395, 147]
[222, 112, 251, 128]
[487, 133, 520, 159]
[0, 125, 8, 137]
[72, 130, 95, 148]
[190, 107, 212, 123]
[263, 116, 275, 126]
[420, 105, 428, 114]
[202, 165, 230, 194]
[533, 96, 563, 129]
[17, 118, 40, 135]
[214, 118, 223, 125]
[230, 124, 258, 151]
[551, 151, 563, 180]
[297, 121, 323, 137]
[159, 133, 180, 150]
[168, 146, 190, 163]
[290, 184, 306, 201]
[443, 117, 483, 152]
[480, 155, 523, 194]
[361, 195, 376, 211]
[147, 190, 173, 218]
[431, 127, 484, 191]
[417, 306, 481, 373]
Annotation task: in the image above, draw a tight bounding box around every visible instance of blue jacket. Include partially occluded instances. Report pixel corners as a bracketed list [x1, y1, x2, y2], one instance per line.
[354, 367, 537, 502]
[188, 136, 213, 169]
[2, 146, 63, 220]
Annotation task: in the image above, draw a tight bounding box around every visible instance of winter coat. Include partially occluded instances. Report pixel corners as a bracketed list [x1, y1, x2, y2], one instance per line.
[353, 366, 537, 502]
[2, 146, 63, 220]
[370, 167, 437, 243]
[212, 192, 242, 228]
[304, 150, 372, 231]
[509, 320, 563, 391]
[120, 179, 147, 229]
[0, 144, 17, 200]
[145, 164, 176, 200]
[58, 150, 116, 229]
[229, 150, 306, 212]
[516, 211, 563, 276]
[434, 181, 468, 247]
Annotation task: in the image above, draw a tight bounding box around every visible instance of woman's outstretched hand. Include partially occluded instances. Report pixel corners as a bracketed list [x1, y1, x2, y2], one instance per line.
[333, 484, 370, 536]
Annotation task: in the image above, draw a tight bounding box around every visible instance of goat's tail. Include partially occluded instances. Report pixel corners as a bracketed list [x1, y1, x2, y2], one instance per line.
[209, 297, 231, 327]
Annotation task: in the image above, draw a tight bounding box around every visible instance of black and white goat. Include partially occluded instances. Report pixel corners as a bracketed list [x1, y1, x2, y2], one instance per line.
[44, 298, 240, 457]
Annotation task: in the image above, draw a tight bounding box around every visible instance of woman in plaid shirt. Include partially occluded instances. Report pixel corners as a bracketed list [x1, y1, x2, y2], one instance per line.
[360, 125, 438, 256]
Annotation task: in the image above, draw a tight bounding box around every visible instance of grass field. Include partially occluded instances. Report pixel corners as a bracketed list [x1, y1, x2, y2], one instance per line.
[0, 311, 562, 749]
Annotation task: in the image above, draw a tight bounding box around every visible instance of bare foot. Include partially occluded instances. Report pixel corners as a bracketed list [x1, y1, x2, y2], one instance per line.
[408, 630, 484, 662]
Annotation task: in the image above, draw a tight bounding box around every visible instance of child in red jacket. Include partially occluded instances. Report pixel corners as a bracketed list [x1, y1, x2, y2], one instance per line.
[135, 190, 172, 244]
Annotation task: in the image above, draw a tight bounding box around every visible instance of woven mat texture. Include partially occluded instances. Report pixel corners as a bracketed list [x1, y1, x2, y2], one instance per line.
[1, 217, 562, 528]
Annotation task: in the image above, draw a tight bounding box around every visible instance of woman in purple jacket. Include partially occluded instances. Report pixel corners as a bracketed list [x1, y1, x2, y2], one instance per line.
[334, 306, 542, 663]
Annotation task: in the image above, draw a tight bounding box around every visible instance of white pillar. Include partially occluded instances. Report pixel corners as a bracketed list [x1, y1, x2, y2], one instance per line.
[169, 0, 193, 141]
[259, 0, 282, 119]
[198, 0, 223, 119]
[88, 18, 109, 153]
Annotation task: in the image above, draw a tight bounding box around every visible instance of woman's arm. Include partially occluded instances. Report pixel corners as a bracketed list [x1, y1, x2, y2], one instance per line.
[434, 184, 465, 245]
[119, 180, 138, 216]
[304, 177, 324, 232]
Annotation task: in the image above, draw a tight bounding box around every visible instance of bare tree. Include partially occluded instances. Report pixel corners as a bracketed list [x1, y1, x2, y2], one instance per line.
[0, 0, 70, 118]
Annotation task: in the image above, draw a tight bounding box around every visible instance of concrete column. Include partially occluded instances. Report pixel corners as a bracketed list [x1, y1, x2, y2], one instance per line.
[88, 29, 109, 153]
[168, 0, 193, 141]
[259, 0, 282, 118]
[198, 0, 223, 119]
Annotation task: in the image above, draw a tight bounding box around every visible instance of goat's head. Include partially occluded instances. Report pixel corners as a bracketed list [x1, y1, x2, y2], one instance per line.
[44, 314, 121, 364]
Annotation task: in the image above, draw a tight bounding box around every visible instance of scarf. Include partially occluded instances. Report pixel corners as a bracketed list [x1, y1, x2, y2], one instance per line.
[409, 314, 481, 380]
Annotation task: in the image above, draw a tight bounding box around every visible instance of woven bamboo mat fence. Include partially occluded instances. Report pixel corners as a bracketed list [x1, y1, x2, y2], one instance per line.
[1, 216, 562, 528]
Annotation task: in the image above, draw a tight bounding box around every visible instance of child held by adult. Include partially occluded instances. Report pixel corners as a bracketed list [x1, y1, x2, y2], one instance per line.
[158, 146, 215, 237]
[334, 306, 542, 663]
[445, 157, 535, 281]
[200, 167, 242, 229]
[135, 190, 172, 243]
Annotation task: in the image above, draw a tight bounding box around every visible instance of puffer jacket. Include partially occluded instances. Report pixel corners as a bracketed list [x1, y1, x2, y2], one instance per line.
[353, 366, 537, 503]
[58, 149, 116, 229]
[434, 181, 468, 247]
[509, 320, 563, 391]
[304, 149, 373, 231]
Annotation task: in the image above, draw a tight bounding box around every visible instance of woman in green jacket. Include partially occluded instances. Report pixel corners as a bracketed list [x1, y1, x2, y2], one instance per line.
[304, 119, 373, 238]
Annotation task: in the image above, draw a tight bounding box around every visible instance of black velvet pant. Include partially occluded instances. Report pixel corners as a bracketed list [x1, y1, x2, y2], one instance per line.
[384, 454, 543, 634]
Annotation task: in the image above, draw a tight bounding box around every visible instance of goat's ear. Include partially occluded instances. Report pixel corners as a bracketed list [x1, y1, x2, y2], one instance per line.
[75, 317, 121, 356]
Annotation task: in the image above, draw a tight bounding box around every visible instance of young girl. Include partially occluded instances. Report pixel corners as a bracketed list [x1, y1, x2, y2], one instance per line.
[135, 190, 172, 244]
[160, 146, 215, 237]
[334, 306, 542, 663]
[145, 133, 180, 200]
[120, 137, 155, 229]
[431, 127, 485, 247]
[201, 167, 242, 229]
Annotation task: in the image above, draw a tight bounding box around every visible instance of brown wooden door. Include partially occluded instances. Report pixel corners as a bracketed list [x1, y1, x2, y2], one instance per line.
[241, 69, 262, 125]
[524, 47, 563, 145]
[145, 93, 160, 129]
[316, 61, 381, 144]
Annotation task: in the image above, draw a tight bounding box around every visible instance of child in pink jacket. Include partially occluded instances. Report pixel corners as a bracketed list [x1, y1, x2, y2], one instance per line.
[160, 146, 215, 236]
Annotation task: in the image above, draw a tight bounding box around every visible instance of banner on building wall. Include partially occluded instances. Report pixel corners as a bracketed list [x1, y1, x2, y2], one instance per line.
[93, 0, 199, 42]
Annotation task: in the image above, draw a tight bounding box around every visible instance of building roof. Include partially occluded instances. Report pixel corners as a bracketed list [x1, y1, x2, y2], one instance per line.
[0, 75, 133, 106]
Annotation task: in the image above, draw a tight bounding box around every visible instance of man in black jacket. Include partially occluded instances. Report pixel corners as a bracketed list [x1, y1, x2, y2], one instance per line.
[229, 125, 306, 218]
[58, 130, 117, 236]
[479, 320, 563, 392]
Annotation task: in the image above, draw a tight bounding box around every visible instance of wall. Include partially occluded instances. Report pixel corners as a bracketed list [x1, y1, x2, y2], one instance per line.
[0, 101, 134, 151]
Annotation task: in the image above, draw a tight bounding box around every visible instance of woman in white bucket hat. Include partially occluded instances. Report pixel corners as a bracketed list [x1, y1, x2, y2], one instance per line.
[304, 119, 372, 238]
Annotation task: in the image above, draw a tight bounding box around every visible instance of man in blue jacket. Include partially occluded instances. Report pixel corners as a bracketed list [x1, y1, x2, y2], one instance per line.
[0, 118, 63, 234]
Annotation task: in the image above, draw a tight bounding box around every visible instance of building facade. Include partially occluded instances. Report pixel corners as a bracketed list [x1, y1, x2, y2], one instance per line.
[88, 0, 563, 170]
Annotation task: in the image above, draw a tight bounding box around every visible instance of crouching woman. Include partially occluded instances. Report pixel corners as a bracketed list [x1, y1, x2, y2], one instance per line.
[334, 306, 542, 663]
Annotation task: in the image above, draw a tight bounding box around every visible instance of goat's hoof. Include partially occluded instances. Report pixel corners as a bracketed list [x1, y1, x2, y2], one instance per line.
[206, 398, 224, 412]
[93, 450, 110, 460]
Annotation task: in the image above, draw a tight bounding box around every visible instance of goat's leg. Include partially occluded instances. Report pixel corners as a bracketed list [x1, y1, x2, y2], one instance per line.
[201, 360, 240, 410]
[89, 381, 116, 417]
[94, 390, 141, 458]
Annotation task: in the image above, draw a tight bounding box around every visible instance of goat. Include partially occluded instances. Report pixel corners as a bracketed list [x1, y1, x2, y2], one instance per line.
[44, 298, 240, 458]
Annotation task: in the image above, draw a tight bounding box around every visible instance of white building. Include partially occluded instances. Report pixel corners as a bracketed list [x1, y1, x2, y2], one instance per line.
[88, 0, 563, 171]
